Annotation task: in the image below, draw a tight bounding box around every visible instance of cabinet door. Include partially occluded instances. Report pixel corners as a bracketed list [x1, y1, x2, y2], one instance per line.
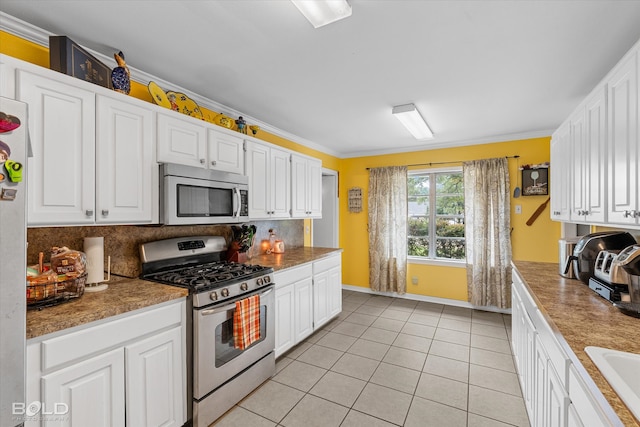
[550, 122, 571, 221]
[246, 141, 270, 219]
[570, 107, 587, 222]
[584, 87, 607, 223]
[294, 277, 314, 342]
[18, 70, 95, 225]
[307, 158, 323, 218]
[275, 284, 295, 358]
[313, 271, 330, 329]
[290, 154, 308, 218]
[522, 307, 537, 417]
[207, 129, 244, 175]
[533, 335, 548, 427]
[607, 52, 638, 225]
[42, 348, 125, 427]
[126, 326, 185, 427]
[328, 265, 342, 318]
[96, 95, 156, 224]
[547, 363, 569, 427]
[270, 147, 291, 218]
[157, 113, 206, 168]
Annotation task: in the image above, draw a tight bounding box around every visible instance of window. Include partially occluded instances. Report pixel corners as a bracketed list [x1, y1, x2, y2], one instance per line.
[408, 168, 465, 261]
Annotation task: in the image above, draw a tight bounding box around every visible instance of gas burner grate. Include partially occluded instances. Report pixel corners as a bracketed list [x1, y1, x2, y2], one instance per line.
[143, 261, 272, 291]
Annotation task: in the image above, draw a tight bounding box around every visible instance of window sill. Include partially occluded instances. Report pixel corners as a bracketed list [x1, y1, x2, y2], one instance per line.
[408, 257, 466, 268]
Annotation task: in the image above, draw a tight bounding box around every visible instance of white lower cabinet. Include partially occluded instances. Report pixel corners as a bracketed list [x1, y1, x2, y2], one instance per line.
[274, 264, 314, 358]
[42, 348, 125, 427]
[274, 253, 342, 358]
[512, 271, 619, 427]
[26, 300, 186, 427]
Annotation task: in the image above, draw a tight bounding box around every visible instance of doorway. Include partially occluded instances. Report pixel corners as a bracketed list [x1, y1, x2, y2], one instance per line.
[313, 169, 339, 248]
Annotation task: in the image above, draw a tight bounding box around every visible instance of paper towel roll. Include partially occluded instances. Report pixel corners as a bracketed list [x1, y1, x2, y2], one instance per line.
[84, 237, 104, 284]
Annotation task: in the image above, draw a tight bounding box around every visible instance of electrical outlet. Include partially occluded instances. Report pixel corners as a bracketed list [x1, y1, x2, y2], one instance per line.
[515, 205, 522, 214]
[305, 225, 310, 233]
[412, 276, 418, 285]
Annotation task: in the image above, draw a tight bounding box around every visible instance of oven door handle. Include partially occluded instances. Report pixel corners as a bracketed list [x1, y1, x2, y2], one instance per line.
[199, 288, 273, 316]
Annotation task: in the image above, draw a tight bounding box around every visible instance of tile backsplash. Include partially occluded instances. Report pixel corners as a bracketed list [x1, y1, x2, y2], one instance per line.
[27, 220, 304, 278]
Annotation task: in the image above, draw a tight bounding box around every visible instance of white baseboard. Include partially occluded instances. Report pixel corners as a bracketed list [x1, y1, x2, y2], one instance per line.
[341, 284, 511, 315]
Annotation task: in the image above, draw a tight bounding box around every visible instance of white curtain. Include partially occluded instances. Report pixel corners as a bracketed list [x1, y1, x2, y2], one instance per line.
[463, 158, 512, 308]
[368, 166, 408, 294]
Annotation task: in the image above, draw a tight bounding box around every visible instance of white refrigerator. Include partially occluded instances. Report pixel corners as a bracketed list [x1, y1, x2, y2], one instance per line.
[0, 96, 28, 427]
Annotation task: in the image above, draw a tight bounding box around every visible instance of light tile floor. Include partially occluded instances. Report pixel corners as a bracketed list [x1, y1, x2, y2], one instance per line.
[213, 290, 530, 427]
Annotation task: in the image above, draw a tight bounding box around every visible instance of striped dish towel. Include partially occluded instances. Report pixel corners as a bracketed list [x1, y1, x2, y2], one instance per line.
[233, 294, 261, 350]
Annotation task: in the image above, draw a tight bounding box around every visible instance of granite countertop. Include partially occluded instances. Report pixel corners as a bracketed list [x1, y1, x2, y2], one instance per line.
[26, 247, 341, 340]
[26, 276, 188, 340]
[512, 261, 640, 427]
[245, 246, 343, 271]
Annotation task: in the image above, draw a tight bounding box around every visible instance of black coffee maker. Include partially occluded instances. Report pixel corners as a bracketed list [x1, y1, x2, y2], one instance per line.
[564, 231, 637, 285]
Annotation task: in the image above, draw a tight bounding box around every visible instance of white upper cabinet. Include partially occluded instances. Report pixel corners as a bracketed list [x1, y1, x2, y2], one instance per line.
[550, 122, 571, 221]
[291, 154, 322, 219]
[246, 140, 290, 219]
[607, 50, 639, 225]
[568, 86, 607, 224]
[207, 128, 244, 175]
[157, 112, 207, 168]
[17, 70, 96, 225]
[583, 87, 607, 224]
[551, 39, 640, 229]
[96, 94, 157, 224]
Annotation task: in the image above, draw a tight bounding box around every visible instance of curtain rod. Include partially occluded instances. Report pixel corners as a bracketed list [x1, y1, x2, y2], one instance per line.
[366, 155, 519, 170]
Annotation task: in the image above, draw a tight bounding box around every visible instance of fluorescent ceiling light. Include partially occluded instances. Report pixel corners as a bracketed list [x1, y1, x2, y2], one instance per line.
[291, 0, 352, 28]
[392, 104, 434, 140]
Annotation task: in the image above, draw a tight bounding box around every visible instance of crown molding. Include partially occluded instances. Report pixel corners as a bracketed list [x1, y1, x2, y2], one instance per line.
[340, 129, 554, 158]
[0, 11, 340, 158]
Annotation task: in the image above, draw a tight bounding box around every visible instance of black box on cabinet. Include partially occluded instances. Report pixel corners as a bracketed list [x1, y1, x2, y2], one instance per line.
[49, 36, 112, 89]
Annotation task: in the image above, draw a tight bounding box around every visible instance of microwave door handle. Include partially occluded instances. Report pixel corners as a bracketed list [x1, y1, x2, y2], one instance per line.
[234, 187, 241, 218]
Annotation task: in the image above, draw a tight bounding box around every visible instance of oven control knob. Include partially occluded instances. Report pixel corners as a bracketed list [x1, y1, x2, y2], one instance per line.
[209, 292, 218, 301]
[263, 276, 271, 284]
[221, 288, 229, 297]
[240, 282, 248, 291]
[256, 277, 263, 286]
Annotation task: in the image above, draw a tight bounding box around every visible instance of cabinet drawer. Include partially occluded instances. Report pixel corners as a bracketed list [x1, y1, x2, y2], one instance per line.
[275, 264, 312, 288]
[313, 254, 341, 273]
[41, 300, 184, 372]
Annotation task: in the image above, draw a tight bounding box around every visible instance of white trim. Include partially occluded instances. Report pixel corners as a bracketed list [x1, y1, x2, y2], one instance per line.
[408, 257, 466, 268]
[341, 284, 511, 314]
[340, 128, 554, 158]
[0, 11, 341, 158]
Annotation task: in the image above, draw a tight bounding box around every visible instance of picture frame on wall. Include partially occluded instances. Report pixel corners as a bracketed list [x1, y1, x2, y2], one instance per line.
[522, 168, 549, 196]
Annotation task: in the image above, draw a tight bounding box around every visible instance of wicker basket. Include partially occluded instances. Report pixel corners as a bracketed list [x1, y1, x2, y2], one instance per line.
[27, 273, 86, 307]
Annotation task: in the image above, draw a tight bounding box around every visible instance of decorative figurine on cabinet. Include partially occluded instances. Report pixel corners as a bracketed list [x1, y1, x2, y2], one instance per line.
[249, 125, 260, 135]
[111, 51, 130, 94]
[235, 116, 247, 134]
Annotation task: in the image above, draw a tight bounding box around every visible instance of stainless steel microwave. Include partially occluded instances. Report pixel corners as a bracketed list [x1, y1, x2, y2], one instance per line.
[160, 163, 249, 225]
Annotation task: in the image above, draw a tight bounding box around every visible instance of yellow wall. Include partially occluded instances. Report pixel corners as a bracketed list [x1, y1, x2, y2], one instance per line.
[3, 31, 560, 302]
[338, 137, 560, 300]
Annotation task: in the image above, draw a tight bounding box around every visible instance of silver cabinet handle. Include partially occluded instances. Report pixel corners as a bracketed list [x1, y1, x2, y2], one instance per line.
[634, 210, 640, 218]
[624, 210, 632, 218]
[200, 158, 206, 164]
[85, 209, 94, 217]
[211, 160, 217, 166]
[102, 209, 109, 216]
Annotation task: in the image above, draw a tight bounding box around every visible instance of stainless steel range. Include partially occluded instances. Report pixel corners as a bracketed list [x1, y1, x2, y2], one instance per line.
[140, 235, 275, 427]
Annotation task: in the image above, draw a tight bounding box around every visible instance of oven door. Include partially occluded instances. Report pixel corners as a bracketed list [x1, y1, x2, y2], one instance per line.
[193, 285, 275, 400]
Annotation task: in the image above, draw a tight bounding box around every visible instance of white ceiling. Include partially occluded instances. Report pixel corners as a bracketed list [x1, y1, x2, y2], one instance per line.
[2, 1, 640, 158]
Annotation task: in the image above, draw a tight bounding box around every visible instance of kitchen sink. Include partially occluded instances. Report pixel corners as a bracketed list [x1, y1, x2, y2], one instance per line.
[585, 346, 640, 420]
